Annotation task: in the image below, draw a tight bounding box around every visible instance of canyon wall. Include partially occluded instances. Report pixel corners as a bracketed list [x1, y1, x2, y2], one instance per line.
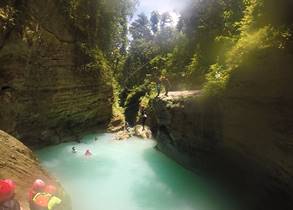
[150, 48, 293, 210]
[0, 0, 113, 147]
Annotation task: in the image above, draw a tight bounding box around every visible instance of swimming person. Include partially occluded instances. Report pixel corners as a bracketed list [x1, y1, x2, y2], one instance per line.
[160, 75, 171, 96]
[84, 149, 92, 156]
[72, 147, 77, 153]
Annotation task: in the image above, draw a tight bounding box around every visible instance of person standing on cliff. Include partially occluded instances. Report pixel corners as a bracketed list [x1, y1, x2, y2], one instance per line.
[160, 75, 171, 97]
[156, 77, 162, 97]
[124, 121, 130, 132]
[140, 107, 148, 131]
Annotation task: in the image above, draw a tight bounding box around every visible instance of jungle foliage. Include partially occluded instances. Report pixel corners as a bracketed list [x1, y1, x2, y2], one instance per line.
[119, 0, 293, 97]
[1, 0, 292, 100]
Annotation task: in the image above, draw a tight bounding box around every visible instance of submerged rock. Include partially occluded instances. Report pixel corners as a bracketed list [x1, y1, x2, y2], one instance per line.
[0, 130, 71, 210]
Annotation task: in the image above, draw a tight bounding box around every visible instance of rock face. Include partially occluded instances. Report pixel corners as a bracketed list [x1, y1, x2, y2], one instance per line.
[150, 50, 293, 210]
[0, 130, 71, 210]
[151, 95, 293, 210]
[0, 1, 112, 147]
[149, 93, 223, 173]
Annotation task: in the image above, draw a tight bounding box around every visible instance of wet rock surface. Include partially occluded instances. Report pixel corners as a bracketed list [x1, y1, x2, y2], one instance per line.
[0, 130, 71, 210]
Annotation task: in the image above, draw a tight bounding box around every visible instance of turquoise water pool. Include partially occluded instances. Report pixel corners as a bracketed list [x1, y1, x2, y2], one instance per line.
[37, 133, 235, 210]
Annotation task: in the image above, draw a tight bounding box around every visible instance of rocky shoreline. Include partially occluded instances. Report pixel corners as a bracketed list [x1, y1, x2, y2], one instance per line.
[111, 124, 152, 141]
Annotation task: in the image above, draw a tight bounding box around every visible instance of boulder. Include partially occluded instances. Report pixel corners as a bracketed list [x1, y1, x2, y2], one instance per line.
[0, 130, 71, 210]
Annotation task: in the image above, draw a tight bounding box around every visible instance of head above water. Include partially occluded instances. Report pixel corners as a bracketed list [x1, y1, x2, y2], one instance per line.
[85, 149, 92, 156]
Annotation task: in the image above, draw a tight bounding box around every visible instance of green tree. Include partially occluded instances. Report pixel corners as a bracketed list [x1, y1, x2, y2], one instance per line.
[129, 13, 152, 40]
[150, 11, 160, 34]
[160, 12, 173, 29]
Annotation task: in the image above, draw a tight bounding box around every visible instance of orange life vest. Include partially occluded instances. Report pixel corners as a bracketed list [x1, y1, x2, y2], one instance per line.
[32, 193, 51, 209]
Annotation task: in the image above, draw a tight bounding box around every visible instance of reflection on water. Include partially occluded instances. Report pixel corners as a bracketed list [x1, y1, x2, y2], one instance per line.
[37, 133, 236, 210]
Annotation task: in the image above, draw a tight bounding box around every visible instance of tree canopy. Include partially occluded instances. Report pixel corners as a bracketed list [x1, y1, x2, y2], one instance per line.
[116, 0, 292, 97]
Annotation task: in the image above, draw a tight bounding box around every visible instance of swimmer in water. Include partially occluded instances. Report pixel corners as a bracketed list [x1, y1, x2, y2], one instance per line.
[72, 146, 77, 153]
[84, 149, 92, 156]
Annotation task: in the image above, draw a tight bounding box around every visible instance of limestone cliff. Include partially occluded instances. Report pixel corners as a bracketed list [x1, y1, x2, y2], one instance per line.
[150, 49, 293, 210]
[151, 94, 293, 210]
[0, 130, 71, 210]
[0, 0, 113, 147]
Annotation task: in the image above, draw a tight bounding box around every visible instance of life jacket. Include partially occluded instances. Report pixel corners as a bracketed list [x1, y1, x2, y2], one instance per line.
[32, 193, 61, 210]
[0, 199, 21, 210]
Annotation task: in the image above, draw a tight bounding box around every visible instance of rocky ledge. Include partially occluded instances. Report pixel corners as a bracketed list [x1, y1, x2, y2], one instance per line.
[0, 130, 71, 210]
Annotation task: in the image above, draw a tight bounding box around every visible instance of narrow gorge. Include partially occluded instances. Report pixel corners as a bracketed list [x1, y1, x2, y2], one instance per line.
[1, 0, 293, 210]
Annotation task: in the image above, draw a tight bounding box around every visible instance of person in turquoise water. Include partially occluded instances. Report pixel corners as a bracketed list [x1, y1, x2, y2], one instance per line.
[72, 147, 77, 153]
[84, 149, 92, 156]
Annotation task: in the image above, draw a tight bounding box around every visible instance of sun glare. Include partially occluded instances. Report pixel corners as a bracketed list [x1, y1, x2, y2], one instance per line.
[135, 0, 190, 24]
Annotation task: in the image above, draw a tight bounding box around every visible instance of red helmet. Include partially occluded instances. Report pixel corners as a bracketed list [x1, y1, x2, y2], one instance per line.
[32, 179, 46, 191]
[3, 179, 16, 192]
[44, 185, 57, 195]
[0, 180, 14, 203]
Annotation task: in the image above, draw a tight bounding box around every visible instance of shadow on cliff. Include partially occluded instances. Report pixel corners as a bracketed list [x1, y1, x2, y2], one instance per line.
[129, 147, 236, 210]
[135, 143, 293, 210]
[123, 89, 147, 126]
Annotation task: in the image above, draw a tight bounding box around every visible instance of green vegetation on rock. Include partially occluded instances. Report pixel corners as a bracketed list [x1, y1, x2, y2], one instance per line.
[0, 0, 135, 147]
